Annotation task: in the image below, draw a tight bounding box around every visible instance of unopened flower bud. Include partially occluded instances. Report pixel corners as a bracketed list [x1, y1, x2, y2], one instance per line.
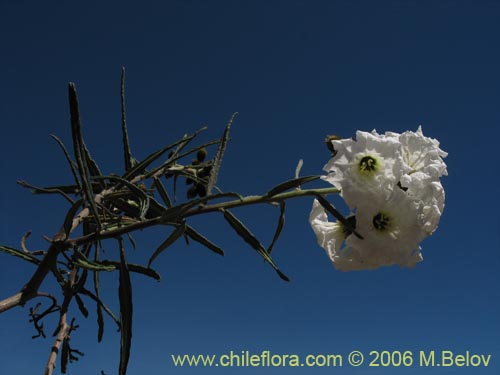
[325, 135, 341, 155]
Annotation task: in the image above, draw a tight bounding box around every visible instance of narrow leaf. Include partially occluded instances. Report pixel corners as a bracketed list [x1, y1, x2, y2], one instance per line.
[121, 67, 134, 172]
[62, 198, 84, 238]
[185, 225, 224, 256]
[102, 261, 161, 281]
[122, 128, 206, 181]
[148, 224, 186, 267]
[73, 249, 116, 272]
[97, 303, 104, 342]
[206, 113, 237, 195]
[20, 181, 103, 194]
[267, 201, 286, 254]
[126, 233, 136, 250]
[83, 141, 103, 178]
[153, 177, 172, 208]
[220, 208, 289, 281]
[75, 294, 89, 318]
[68, 82, 101, 230]
[315, 194, 363, 239]
[0, 244, 41, 265]
[144, 138, 220, 179]
[266, 175, 320, 197]
[93, 243, 106, 342]
[50, 134, 80, 188]
[93, 175, 153, 220]
[118, 237, 133, 375]
[79, 287, 120, 332]
[17, 180, 74, 204]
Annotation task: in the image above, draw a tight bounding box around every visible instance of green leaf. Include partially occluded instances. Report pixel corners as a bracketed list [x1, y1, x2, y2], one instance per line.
[20, 181, 103, 195]
[50, 134, 80, 188]
[206, 112, 237, 195]
[62, 199, 84, 239]
[220, 208, 289, 281]
[161, 191, 244, 221]
[314, 194, 363, 239]
[122, 127, 206, 181]
[97, 300, 104, 342]
[93, 175, 153, 220]
[75, 294, 89, 318]
[118, 238, 133, 375]
[121, 67, 134, 172]
[153, 177, 172, 208]
[68, 82, 102, 231]
[266, 175, 320, 197]
[101, 261, 161, 281]
[79, 287, 120, 340]
[73, 249, 116, 272]
[144, 138, 220, 179]
[83, 141, 103, 179]
[148, 223, 186, 267]
[0, 244, 41, 265]
[16, 180, 75, 204]
[126, 233, 136, 250]
[185, 225, 224, 256]
[267, 201, 286, 254]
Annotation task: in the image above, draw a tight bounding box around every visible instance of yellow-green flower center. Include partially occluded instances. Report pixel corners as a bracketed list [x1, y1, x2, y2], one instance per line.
[358, 155, 378, 174]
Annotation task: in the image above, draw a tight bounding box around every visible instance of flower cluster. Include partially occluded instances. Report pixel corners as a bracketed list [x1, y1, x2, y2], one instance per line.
[310, 126, 447, 271]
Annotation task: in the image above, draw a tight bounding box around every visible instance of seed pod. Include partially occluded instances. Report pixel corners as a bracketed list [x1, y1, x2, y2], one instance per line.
[185, 168, 197, 185]
[196, 183, 207, 197]
[198, 166, 212, 178]
[196, 148, 207, 162]
[187, 185, 198, 199]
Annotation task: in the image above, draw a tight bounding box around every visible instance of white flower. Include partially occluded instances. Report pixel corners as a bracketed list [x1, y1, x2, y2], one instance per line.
[309, 199, 348, 259]
[315, 126, 447, 271]
[345, 188, 427, 270]
[323, 130, 410, 209]
[310, 189, 427, 271]
[386, 125, 448, 179]
[400, 171, 445, 234]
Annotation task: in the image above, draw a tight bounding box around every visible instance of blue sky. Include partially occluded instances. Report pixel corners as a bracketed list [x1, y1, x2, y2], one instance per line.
[1, 1, 499, 374]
